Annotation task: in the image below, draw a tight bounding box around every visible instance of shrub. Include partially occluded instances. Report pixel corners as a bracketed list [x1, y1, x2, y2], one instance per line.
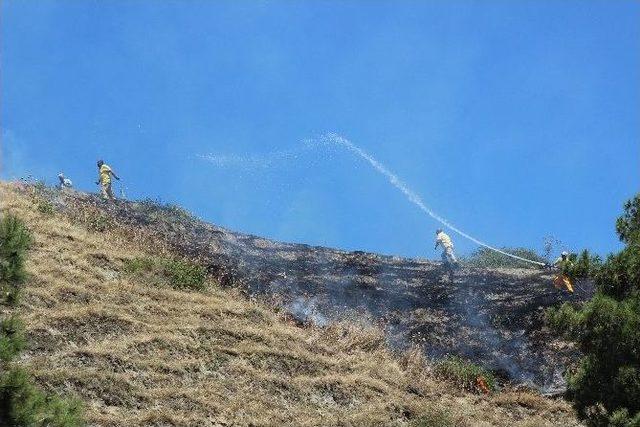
[548, 194, 640, 426]
[433, 356, 496, 393]
[464, 247, 547, 269]
[163, 259, 206, 291]
[124, 256, 207, 292]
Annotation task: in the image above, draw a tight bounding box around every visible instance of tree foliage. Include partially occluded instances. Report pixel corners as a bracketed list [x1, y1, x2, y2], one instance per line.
[0, 215, 32, 305]
[617, 197, 640, 244]
[0, 214, 84, 426]
[548, 194, 640, 426]
[567, 249, 602, 279]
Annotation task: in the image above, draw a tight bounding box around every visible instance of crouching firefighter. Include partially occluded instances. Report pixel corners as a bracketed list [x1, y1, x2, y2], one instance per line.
[435, 229, 458, 280]
[552, 251, 574, 293]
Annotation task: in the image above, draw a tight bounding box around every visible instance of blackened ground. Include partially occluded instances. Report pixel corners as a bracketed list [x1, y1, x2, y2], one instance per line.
[50, 189, 592, 394]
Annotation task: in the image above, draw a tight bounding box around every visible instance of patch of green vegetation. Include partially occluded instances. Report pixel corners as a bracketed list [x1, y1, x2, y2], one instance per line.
[0, 213, 84, 426]
[123, 257, 155, 274]
[548, 194, 640, 426]
[37, 200, 55, 215]
[163, 258, 207, 291]
[463, 247, 547, 269]
[124, 256, 207, 292]
[433, 356, 496, 393]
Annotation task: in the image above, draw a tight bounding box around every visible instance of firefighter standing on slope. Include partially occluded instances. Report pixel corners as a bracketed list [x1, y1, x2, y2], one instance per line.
[553, 251, 574, 293]
[96, 160, 120, 200]
[435, 229, 458, 276]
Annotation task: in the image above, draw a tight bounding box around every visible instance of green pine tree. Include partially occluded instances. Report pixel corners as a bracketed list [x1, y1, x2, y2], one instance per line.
[0, 215, 32, 305]
[0, 214, 84, 426]
[549, 194, 640, 426]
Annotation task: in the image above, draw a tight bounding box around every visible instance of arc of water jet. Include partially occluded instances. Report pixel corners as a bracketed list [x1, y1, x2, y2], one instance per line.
[199, 133, 546, 266]
[322, 133, 546, 267]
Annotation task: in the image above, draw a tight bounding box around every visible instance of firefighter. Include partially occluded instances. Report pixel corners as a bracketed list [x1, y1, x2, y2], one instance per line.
[553, 251, 574, 293]
[435, 229, 458, 279]
[58, 173, 73, 190]
[95, 160, 120, 200]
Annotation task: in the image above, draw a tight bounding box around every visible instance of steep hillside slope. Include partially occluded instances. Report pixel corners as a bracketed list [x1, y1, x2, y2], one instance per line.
[25, 182, 591, 393]
[1, 182, 581, 426]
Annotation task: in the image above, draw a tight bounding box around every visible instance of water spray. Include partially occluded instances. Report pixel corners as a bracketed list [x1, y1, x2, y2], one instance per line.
[320, 133, 545, 267]
[201, 133, 546, 267]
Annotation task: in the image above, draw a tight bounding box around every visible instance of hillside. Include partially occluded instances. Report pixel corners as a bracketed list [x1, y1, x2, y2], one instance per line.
[24, 181, 592, 392]
[0, 181, 582, 426]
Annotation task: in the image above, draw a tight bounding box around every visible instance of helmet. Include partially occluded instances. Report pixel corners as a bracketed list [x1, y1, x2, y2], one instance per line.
[58, 173, 64, 178]
[97, 160, 104, 167]
[436, 229, 443, 234]
[561, 251, 569, 257]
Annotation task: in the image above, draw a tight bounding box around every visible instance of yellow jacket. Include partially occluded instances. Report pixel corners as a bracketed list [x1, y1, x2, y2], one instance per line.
[435, 231, 453, 249]
[99, 164, 112, 185]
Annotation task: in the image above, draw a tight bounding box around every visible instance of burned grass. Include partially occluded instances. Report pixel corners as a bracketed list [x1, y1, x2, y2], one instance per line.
[23, 181, 592, 392]
[0, 182, 582, 426]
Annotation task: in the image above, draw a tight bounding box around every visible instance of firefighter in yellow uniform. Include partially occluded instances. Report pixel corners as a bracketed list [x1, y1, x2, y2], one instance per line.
[553, 251, 574, 293]
[435, 229, 458, 281]
[96, 160, 120, 200]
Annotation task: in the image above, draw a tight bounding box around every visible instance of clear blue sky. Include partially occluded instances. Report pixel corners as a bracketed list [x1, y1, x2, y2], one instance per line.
[2, 0, 639, 259]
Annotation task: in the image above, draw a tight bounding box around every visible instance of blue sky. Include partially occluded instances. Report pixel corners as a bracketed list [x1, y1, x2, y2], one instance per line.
[2, 0, 639, 260]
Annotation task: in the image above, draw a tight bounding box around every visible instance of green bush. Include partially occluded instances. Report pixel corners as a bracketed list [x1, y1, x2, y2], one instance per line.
[124, 256, 207, 292]
[164, 259, 206, 291]
[464, 247, 547, 269]
[548, 194, 640, 426]
[433, 356, 496, 393]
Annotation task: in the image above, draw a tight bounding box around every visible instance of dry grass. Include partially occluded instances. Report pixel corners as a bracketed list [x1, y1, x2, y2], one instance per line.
[0, 182, 582, 426]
